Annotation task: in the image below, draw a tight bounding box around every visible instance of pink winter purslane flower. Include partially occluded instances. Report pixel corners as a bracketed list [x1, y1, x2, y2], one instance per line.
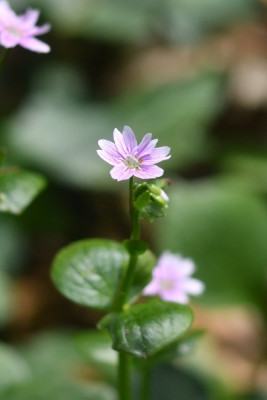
[143, 251, 205, 304]
[0, 0, 50, 53]
[97, 126, 171, 181]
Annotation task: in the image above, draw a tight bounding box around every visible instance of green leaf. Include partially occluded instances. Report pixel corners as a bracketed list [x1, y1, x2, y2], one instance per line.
[51, 239, 128, 310]
[158, 182, 267, 307]
[0, 342, 30, 393]
[135, 329, 204, 368]
[134, 190, 151, 211]
[0, 168, 46, 215]
[19, 331, 85, 380]
[51, 239, 155, 310]
[123, 239, 148, 255]
[140, 200, 166, 222]
[99, 299, 194, 358]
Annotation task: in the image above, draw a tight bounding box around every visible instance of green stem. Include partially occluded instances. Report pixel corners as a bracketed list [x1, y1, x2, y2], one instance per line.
[114, 177, 140, 400]
[118, 352, 132, 400]
[140, 368, 151, 400]
[113, 177, 140, 311]
[0, 49, 8, 73]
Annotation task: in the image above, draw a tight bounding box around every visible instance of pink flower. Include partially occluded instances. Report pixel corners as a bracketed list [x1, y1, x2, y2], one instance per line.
[97, 126, 171, 181]
[0, 0, 50, 53]
[143, 251, 205, 304]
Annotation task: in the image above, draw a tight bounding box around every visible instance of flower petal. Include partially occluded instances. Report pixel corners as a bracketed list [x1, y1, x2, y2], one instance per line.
[122, 126, 137, 153]
[183, 278, 205, 295]
[143, 279, 160, 295]
[28, 23, 51, 36]
[134, 165, 164, 179]
[137, 134, 158, 158]
[0, 0, 17, 26]
[19, 36, 50, 53]
[113, 128, 127, 157]
[98, 139, 121, 158]
[110, 164, 135, 181]
[0, 30, 20, 48]
[142, 146, 171, 165]
[178, 259, 195, 276]
[19, 9, 40, 28]
[97, 150, 118, 166]
[160, 289, 189, 304]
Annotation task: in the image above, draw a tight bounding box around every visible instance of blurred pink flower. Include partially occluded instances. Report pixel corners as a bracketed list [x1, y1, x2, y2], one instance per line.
[97, 126, 171, 181]
[143, 251, 205, 304]
[0, 0, 50, 53]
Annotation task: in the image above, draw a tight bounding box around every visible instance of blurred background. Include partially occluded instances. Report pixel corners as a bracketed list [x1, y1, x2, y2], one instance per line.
[1, 0, 267, 399]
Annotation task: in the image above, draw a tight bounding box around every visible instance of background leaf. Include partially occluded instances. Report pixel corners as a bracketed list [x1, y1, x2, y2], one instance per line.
[0, 342, 30, 394]
[0, 169, 46, 215]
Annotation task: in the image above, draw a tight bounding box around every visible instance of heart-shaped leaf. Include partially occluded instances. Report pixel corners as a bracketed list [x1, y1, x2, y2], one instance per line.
[99, 299, 193, 358]
[51, 239, 155, 310]
[135, 329, 204, 368]
[0, 168, 46, 215]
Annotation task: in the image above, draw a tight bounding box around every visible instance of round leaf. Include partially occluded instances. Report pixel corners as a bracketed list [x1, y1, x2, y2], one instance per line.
[0, 168, 46, 215]
[51, 239, 155, 310]
[99, 299, 194, 358]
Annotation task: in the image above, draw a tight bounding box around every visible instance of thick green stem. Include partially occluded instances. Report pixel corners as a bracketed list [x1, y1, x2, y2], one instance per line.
[115, 177, 140, 400]
[118, 352, 131, 400]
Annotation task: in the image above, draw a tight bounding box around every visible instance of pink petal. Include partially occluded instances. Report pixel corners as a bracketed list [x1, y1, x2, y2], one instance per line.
[98, 139, 121, 159]
[19, 36, 50, 53]
[178, 259, 195, 276]
[160, 189, 169, 202]
[19, 9, 40, 28]
[28, 23, 51, 36]
[143, 279, 160, 295]
[122, 126, 137, 153]
[142, 146, 171, 165]
[113, 128, 127, 157]
[160, 289, 189, 304]
[110, 164, 135, 181]
[183, 278, 205, 295]
[0, 30, 20, 48]
[0, 0, 17, 26]
[134, 165, 164, 179]
[137, 134, 158, 158]
[97, 150, 118, 166]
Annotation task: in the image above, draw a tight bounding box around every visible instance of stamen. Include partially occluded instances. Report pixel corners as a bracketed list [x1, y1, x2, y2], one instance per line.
[124, 155, 141, 170]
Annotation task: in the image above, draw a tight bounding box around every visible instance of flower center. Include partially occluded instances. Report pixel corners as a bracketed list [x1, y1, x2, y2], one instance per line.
[6, 26, 21, 37]
[124, 155, 141, 170]
[159, 278, 175, 291]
